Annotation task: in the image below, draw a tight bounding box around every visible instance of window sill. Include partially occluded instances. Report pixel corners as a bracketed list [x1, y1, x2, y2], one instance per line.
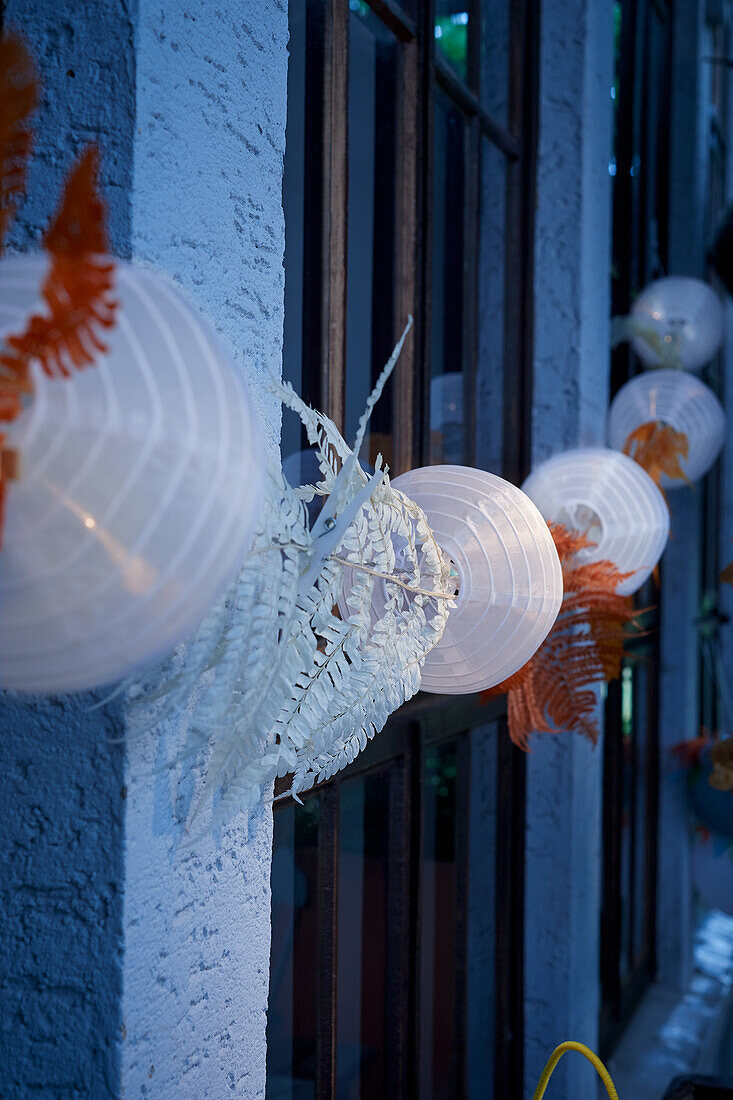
[606, 911, 733, 1100]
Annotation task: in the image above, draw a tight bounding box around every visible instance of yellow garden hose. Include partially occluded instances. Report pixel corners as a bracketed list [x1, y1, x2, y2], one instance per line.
[532, 1041, 620, 1100]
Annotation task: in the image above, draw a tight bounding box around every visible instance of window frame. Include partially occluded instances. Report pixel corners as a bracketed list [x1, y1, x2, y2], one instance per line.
[600, 0, 672, 1055]
[269, 0, 540, 1094]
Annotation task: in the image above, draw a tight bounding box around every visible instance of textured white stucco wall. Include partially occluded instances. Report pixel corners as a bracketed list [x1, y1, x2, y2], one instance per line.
[524, 2, 614, 1096]
[121, 2, 287, 1096]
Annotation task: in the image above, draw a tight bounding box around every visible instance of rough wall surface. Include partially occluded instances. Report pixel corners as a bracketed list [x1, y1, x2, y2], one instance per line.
[120, 2, 287, 1097]
[524, 2, 614, 1096]
[0, 2, 135, 1096]
[0, 696, 126, 1098]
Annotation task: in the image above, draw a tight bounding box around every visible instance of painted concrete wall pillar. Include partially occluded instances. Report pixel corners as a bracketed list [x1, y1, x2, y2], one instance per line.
[0, 2, 288, 1096]
[122, 3, 286, 1096]
[523, 1, 614, 1096]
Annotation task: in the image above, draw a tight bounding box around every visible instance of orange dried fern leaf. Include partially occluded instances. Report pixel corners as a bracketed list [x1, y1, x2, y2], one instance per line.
[624, 421, 690, 487]
[0, 32, 38, 251]
[0, 146, 117, 384]
[481, 524, 642, 749]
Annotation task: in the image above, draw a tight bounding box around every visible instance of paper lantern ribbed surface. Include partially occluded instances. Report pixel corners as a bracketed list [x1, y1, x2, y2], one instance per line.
[386, 465, 562, 694]
[608, 369, 726, 486]
[630, 276, 724, 370]
[0, 255, 264, 692]
[521, 448, 668, 596]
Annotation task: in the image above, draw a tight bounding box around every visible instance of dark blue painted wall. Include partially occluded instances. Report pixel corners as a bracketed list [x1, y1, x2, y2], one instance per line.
[0, 1, 136, 1094]
[0, 695, 126, 1097]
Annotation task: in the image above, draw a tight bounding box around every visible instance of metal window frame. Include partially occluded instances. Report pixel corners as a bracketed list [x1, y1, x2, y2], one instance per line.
[270, 0, 540, 1094]
[601, 0, 672, 1056]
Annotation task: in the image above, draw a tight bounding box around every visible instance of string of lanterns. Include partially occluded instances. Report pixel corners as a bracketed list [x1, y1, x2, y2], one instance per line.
[2, 30, 729, 825]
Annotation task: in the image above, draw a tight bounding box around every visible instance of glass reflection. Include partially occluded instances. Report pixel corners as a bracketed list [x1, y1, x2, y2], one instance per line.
[434, 1, 471, 81]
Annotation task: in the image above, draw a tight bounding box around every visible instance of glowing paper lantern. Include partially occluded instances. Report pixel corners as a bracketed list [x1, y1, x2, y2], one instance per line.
[521, 448, 668, 596]
[608, 369, 726, 486]
[361, 465, 563, 695]
[630, 276, 723, 371]
[0, 255, 264, 692]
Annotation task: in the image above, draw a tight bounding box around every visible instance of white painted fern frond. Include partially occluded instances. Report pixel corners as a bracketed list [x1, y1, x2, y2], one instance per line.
[128, 318, 454, 834]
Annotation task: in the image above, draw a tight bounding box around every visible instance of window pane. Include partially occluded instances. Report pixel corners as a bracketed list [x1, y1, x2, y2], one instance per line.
[420, 739, 464, 1099]
[266, 798, 321, 1099]
[431, 94, 467, 465]
[467, 724, 497, 1095]
[476, 139, 507, 473]
[480, 0, 510, 125]
[336, 769, 395, 1098]
[632, 660, 650, 965]
[435, 0, 473, 84]
[619, 665, 634, 981]
[345, 7, 399, 467]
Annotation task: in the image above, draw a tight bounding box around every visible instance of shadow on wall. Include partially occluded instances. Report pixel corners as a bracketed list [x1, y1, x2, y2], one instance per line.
[0, 690, 126, 1098]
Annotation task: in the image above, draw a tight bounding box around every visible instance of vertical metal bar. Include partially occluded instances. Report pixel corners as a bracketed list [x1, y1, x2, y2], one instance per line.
[393, 33, 421, 474]
[454, 732, 471, 1095]
[385, 752, 412, 1095]
[494, 718, 526, 1098]
[417, 0, 436, 468]
[321, 0, 349, 430]
[316, 783, 339, 1099]
[502, 0, 540, 487]
[600, 680, 624, 1053]
[407, 721, 424, 1099]
[645, 644, 661, 980]
[464, 112, 481, 469]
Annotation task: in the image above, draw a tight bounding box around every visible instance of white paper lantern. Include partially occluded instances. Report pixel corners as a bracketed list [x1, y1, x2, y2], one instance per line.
[0, 255, 264, 693]
[630, 276, 723, 371]
[608, 369, 726, 486]
[343, 465, 562, 695]
[521, 448, 669, 596]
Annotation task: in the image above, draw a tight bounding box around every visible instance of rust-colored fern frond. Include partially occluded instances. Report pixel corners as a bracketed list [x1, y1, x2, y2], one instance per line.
[481, 523, 642, 750]
[0, 32, 38, 252]
[0, 146, 117, 384]
[624, 420, 690, 488]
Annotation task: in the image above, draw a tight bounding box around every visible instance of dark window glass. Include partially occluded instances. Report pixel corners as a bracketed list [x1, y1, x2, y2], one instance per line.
[419, 740, 462, 1099]
[466, 724, 498, 1095]
[336, 770, 393, 1098]
[602, 0, 670, 1052]
[476, 139, 507, 472]
[266, 798, 321, 1099]
[430, 94, 467, 465]
[631, 660, 650, 966]
[618, 665, 634, 982]
[345, 7, 398, 467]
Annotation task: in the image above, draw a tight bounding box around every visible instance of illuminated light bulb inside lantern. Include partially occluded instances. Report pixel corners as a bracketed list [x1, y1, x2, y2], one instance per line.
[522, 447, 669, 596]
[340, 465, 563, 694]
[0, 254, 264, 693]
[630, 276, 723, 371]
[608, 369, 726, 486]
